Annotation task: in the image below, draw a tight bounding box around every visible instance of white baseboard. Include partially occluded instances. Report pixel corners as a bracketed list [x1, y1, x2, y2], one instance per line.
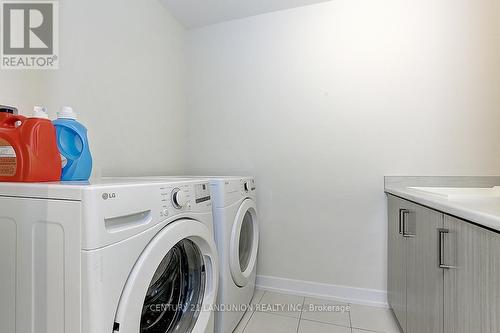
[256, 275, 388, 308]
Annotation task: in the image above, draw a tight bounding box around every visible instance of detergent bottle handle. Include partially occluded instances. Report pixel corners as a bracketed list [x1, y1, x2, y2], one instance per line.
[72, 128, 85, 157]
[58, 126, 86, 160]
[0, 115, 26, 127]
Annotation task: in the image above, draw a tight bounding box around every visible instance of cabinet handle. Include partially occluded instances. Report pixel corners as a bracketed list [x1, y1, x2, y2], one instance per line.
[398, 209, 406, 234]
[438, 228, 456, 269]
[401, 210, 414, 238]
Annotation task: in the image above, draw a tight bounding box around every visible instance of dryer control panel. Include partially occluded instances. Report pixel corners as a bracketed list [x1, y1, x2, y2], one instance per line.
[241, 178, 256, 193]
[209, 177, 256, 208]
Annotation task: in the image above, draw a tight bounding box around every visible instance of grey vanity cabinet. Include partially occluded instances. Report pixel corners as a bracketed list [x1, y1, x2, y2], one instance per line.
[405, 203, 443, 333]
[443, 215, 500, 333]
[388, 194, 500, 333]
[387, 196, 408, 330]
[387, 195, 443, 333]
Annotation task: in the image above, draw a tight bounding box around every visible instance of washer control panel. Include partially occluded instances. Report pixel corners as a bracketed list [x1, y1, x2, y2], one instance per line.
[195, 183, 211, 204]
[171, 188, 188, 209]
[159, 181, 211, 218]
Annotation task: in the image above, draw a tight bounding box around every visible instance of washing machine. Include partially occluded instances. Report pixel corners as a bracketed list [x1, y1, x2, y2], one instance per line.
[0, 178, 219, 333]
[113, 176, 260, 333]
[209, 177, 259, 333]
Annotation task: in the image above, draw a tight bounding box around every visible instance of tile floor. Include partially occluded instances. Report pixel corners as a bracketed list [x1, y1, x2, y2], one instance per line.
[233, 290, 402, 333]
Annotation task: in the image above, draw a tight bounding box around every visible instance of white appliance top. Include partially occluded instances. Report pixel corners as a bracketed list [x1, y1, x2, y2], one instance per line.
[0, 177, 199, 201]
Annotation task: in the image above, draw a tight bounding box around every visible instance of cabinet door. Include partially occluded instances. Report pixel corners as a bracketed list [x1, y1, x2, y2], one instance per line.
[387, 195, 407, 331]
[443, 216, 500, 333]
[405, 203, 443, 333]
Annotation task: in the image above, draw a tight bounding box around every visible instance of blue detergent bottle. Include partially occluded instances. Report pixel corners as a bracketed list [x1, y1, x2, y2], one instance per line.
[53, 106, 92, 181]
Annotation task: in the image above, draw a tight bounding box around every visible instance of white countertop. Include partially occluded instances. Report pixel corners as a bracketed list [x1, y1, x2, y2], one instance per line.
[385, 176, 500, 232]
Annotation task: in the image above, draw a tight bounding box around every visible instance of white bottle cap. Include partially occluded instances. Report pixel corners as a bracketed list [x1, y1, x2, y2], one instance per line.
[32, 106, 49, 119]
[58, 106, 77, 120]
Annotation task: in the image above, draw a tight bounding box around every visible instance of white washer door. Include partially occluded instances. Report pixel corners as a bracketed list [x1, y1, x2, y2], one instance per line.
[229, 199, 259, 287]
[114, 219, 218, 333]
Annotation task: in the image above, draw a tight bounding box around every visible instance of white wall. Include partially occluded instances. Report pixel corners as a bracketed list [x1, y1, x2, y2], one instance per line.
[2, 0, 500, 299]
[185, 0, 500, 293]
[1, 0, 188, 176]
[0, 72, 45, 113]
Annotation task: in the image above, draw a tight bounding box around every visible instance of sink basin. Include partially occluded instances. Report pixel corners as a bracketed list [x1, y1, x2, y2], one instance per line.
[409, 186, 500, 200]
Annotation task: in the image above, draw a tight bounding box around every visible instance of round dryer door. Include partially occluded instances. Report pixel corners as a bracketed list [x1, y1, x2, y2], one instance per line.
[114, 219, 218, 333]
[229, 199, 259, 287]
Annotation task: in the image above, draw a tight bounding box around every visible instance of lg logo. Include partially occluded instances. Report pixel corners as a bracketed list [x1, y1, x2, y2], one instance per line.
[102, 193, 116, 200]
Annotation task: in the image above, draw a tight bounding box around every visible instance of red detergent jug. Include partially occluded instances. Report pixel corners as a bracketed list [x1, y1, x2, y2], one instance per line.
[0, 111, 61, 182]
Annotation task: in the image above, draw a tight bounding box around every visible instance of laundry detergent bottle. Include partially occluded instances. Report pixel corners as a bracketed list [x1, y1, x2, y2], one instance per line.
[0, 106, 61, 182]
[53, 106, 92, 181]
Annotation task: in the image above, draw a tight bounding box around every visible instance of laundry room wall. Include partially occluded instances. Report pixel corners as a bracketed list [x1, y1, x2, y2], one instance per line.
[1, 72, 45, 113]
[184, 0, 500, 300]
[2, 0, 188, 176]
